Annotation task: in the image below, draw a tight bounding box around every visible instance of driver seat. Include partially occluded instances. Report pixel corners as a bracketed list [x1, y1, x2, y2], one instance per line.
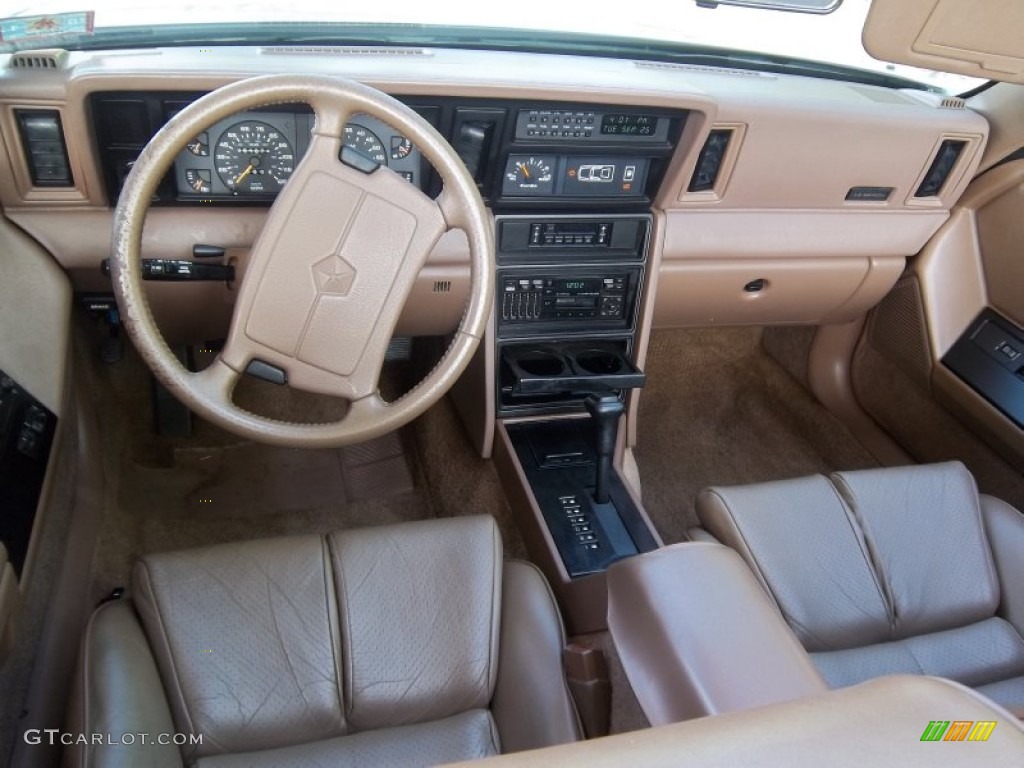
[65, 516, 582, 767]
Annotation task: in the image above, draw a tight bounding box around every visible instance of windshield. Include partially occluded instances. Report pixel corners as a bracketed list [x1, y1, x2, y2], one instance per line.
[2, 0, 984, 94]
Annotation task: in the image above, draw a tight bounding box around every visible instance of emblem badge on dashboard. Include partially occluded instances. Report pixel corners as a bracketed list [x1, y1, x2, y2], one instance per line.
[312, 255, 356, 296]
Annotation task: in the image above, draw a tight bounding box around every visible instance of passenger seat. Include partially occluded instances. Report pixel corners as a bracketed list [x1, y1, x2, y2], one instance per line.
[693, 461, 1024, 717]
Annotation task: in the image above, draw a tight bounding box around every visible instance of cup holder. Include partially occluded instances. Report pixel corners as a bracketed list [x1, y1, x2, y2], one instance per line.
[502, 341, 646, 397]
[574, 350, 626, 375]
[516, 350, 568, 377]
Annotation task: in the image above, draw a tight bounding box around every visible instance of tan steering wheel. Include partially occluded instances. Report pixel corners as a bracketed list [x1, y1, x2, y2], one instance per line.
[111, 75, 493, 448]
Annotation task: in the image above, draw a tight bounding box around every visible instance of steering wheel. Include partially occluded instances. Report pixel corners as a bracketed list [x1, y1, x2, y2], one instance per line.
[110, 75, 493, 448]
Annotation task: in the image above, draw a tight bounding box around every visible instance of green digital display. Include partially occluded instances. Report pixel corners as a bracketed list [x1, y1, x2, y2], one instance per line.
[601, 114, 656, 136]
[556, 278, 600, 293]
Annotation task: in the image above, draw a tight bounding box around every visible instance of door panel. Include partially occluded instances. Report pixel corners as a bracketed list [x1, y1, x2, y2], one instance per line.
[852, 159, 1024, 505]
[0, 217, 71, 664]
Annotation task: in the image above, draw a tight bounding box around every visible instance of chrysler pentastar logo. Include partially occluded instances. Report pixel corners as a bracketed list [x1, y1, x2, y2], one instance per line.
[312, 254, 356, 296]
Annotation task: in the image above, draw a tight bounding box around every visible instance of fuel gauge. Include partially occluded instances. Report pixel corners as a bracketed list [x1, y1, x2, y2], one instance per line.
[185, 168, 212, 194]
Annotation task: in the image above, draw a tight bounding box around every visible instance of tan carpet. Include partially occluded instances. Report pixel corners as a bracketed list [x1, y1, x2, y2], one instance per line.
[635, 327, 878, 544]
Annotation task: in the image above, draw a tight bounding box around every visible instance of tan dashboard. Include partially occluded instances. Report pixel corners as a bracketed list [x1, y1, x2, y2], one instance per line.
[0, 44, 989, 340]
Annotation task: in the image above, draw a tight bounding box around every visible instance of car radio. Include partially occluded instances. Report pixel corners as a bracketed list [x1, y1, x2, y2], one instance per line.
[499, 271, 637, 326]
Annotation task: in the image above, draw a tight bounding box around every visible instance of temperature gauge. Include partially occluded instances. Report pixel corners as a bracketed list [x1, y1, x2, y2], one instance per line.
[187, 132, 209, 157]
[502, 154, 556, 196]
[390, 135, 412, 160]
[185, 168, 212, 194]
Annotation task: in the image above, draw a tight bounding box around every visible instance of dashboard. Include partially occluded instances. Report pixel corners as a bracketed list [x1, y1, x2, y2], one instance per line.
[0, 44, 990, 343]
[87, 91, 684, 210]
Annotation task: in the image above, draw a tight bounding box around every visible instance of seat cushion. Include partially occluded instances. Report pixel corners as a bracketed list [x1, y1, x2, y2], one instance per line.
[812, 616, 1024, 690]
[197, 710, 499, 768]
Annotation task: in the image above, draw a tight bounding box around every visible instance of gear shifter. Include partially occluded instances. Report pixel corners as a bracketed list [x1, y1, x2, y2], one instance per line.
[584, 393, 624, 505]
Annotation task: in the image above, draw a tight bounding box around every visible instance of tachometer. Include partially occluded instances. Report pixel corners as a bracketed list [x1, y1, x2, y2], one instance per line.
[214, 120, 295, 194]
[343, 124, 388, 166]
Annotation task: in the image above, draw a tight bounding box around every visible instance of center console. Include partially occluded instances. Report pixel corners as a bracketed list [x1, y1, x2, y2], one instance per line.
[496, 214, 649, 415]
[493, 209, 664, 632]
[474, 101, 685, 633]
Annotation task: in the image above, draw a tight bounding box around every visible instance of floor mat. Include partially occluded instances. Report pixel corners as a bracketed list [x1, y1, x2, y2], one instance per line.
[635, 327, 877, 544]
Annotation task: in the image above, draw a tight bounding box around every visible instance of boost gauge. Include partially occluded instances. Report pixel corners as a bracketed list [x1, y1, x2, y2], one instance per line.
[214, 120, 295, 195]
[503, 154, 556, 196]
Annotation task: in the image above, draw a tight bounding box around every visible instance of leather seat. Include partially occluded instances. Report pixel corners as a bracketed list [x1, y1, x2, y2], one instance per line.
[67, 515, 582, 767]
[694, 461, 1024, 717]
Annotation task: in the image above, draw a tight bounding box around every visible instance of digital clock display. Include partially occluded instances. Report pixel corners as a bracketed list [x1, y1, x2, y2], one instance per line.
[555, 278, 600, 293]
[601, 114, 656, 136]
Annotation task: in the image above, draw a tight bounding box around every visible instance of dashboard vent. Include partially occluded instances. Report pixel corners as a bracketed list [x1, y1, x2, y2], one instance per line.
[14, 109, 73, 187]
[688, 128, 733, 192]
[433, 280, 452, 293]
[939, 96, 966, 109]
[914, 139, 967, 197]
[261, 46, 429, 57]
[8, 49, 68, 70]
[636, 61, 772, 79]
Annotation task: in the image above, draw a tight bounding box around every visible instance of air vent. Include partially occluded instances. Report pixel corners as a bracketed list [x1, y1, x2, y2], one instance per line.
[915, 139, 967, 198]
[14, 109, 73, 187]
[433, 280, 452, 293]
[261, 46, 429, 57]
[688, 128, 733, 192]
[9, 49, 68, 70]
[939, 96, 966, 109]
[636, 61, 772, 79]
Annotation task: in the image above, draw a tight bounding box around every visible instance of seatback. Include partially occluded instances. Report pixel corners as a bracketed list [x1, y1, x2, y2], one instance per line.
[132, 515, 500, 759]
[696, 462, 1024, 705]
[69, 515, 581, 767]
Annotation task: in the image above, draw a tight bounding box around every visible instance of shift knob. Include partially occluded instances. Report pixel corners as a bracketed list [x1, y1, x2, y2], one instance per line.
[584, 393, 624, 504]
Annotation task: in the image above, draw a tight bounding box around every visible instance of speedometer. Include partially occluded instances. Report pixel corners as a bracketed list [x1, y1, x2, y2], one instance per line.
[343, 124, 388, 166]
[214, 120, 295, 194]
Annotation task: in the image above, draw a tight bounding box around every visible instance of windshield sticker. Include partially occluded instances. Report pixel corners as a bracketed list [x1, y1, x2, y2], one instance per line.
[0, 12, 94, 44]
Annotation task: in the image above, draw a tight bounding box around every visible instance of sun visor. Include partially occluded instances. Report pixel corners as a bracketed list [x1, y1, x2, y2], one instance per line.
[863, 0, 1024, 84]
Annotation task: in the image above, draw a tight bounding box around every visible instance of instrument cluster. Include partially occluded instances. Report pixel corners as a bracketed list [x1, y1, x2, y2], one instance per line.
[172, 109, 423, 200]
